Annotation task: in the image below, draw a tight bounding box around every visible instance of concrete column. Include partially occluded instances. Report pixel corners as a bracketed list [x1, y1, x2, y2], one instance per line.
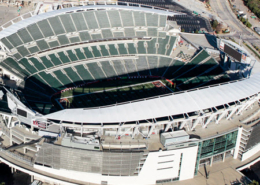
[7, 116, 12, 128]
[179, 121, 186, 129]
[226, 107, 239, 120]
[147, 124, 155, 137]
[31, 175, 34, 182]
[237, 100, 256, 115]
[164, 122, 172, 132]
[210, 156, 213, 166]
[223, 152, 226, 162]
[216, 110, 228, 123]
[203, 114, 216, 128]
[115, 127, 121, 139]
[233, 126, 243, 159]
[191, 117, 201, 130]
[132, 126, 139, 139]
[10, 128, 12, 145]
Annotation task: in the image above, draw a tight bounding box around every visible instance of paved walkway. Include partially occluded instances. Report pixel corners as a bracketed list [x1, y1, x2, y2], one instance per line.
[0, 4, 33, 26]
[168, 151, 260, 185]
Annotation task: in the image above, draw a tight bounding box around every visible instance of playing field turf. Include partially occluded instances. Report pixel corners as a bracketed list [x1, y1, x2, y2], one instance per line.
[59, 78, 159, 98]
[58, 80, 173, 109]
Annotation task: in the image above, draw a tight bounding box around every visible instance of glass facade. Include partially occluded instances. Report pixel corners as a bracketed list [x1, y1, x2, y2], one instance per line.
[200, 130, 238, 159]
[194, 130, 238, 175]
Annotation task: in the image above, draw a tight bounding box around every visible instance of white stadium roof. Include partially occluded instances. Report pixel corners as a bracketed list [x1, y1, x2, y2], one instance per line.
[0, 4, 180, 39]
[45, 73, 260, 123]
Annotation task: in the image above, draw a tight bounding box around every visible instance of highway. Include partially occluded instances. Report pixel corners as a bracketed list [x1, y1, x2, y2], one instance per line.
[210, 0, 258, 42]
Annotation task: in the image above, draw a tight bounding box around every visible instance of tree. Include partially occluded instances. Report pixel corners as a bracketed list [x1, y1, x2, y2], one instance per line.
[211, 20, 219, 29]
[181, 28, 185, 32]
[216, 23, 223, 33]
[249, 180, 259, 185]
[240, 17, 246, 24]
[246, 21, 252, 28]
[195, 29, 199, 33]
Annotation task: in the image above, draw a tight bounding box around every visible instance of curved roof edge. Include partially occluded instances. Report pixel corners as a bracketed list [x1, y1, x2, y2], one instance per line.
[44, 73, 260, 123]
[0, 4, 180, 39]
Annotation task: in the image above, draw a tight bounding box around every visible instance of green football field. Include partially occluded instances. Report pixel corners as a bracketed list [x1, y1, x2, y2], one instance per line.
[57, 79, 174, 109]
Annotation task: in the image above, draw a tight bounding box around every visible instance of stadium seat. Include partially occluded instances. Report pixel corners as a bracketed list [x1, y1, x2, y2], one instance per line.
[159, 15, 167, 27]
[102, 29, 113, 39]
[100, 61, 117, 78]
[49, 54, 62, 66]
[71, 13, 88, 31]
[137, 41, 146, 54]
[91, 46, 102, 58]
[27, 23, 44, 40]
[107, 10, 122, 27]
[48, 41, 60, 48]
[112, 60, 126, 76]
[113, 31, 124, 38]
[57, 52, 71, 63]
[64, 67, 84, 85]
[133, 11, 146, 27]
[157, 57, 172, 76]
[124, 28, 135, 37]
[29, 58, 46, 71]
[48, 16, 66, 35]
[136, 56, 150, 75]
[36, 72, 64, 90]
[95, 11, 111, 28]
[100, 45, 110, 57]
[157, 36, 170, 55]
[74, 65, 94, 81]
[120, 11, 134, 27]
[124, 59, 138, 76]
[91, 33, 102, 40]
[36, 39, 49, 51]
[67, 50, 78, 61]
[53, 70, 73, 86]
[59, 14, 77, 33]
[86, 62, 106, 80]
[108, 44, 119, 56]
[127, 43, 137, 54]
[69, 37, 80, 44]
[83, 47, 94, 58]
[40, 56, 54, 68]
[147, 38, 157, 54]
[146, 13, 159, 27]
[118, 44, 128, 55]
[147, 28, 158, 37]
[75, 49, 86, 60]
[79, 31, 91, 41]
[28, 46, 39, 55]
[147, 56, 158, 75]
[172, 50, 210, 78]
[37, 19, 55, 38]
[84, 11, 99, 29]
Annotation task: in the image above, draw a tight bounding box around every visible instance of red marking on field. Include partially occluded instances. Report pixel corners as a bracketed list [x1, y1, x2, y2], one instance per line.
[59, 98, 73, 108]
[152, 81, 169, 93]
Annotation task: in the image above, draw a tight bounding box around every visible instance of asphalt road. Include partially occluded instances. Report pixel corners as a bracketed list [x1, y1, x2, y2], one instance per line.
[209, 0, 260, 42]
[210, 0, 250, 34]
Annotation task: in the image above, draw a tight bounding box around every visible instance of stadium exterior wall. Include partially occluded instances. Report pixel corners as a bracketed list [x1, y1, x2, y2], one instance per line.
[242, 142, 260, 161]
[33, 145, 198, 185]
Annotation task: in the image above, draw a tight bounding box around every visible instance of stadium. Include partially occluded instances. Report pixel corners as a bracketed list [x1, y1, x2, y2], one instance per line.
[0, 1, 259, 185]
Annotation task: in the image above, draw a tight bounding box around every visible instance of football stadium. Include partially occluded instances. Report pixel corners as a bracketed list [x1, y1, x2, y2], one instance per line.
[0, 1, 259, 185]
